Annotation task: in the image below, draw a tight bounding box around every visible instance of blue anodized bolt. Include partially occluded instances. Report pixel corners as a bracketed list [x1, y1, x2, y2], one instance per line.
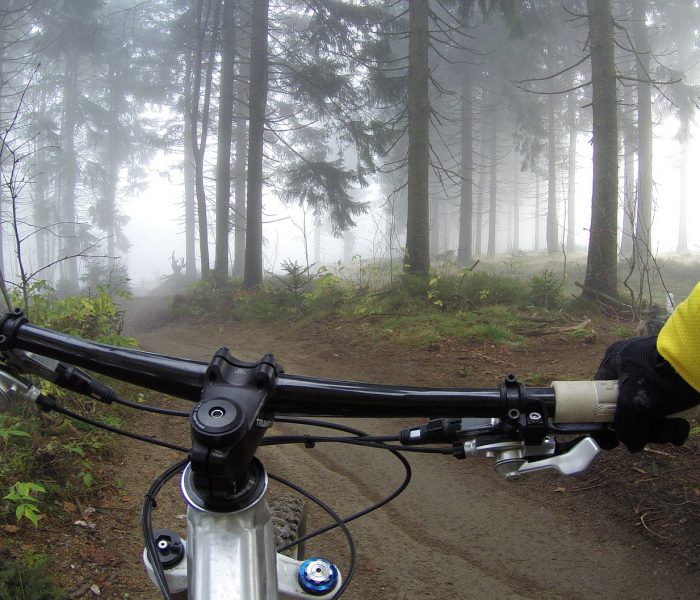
[297, 557, 339, 595]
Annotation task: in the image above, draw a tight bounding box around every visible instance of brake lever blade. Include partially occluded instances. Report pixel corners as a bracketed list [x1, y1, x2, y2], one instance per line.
[501, 437, 601, 478]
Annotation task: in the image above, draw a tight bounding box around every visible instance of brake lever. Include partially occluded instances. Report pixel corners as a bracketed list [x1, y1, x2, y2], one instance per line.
[462, 435, 600, 479]
[0, 366, 42, 412]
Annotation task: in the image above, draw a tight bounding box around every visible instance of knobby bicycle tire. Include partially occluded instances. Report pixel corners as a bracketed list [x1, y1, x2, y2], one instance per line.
[270, 494, 307, 560]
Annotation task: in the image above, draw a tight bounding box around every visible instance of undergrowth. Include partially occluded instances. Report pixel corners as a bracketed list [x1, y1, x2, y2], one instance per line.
[171, 262, 571, 349]
[1, 284, 135, 587]
[0, 549, 61, 600]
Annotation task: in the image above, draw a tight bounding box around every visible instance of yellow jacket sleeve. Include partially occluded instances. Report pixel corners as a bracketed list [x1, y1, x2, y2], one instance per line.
[657, 281, 700, 393]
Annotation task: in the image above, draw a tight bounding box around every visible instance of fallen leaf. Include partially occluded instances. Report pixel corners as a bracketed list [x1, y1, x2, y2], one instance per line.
[63, 501, 77, 513]
[553, 486, 566, 493]
[90, 583, 101, 596]
[2, 525, 19, 534]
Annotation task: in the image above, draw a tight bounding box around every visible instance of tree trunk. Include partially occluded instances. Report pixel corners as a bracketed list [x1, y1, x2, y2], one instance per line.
[0, 174, 4, 281]
[512, 149, 520, 252]
[487, 116, 497, 257]
[535, 174, 540, 251]
[633, 0, 652, 263]
[59, 48, 80, 292]
[184, 53, 197, 279]
[475, 160, 484, 256]
[404, 0, 430, 276]
[429, 198, 440, 257]
[546, 94, 559, 253]
[105, 61, 121, 266]
[0, 45, 4, 276]
[566, 94, 577, 252]
[190, 0, 217, 279]
[677, 140, 688, 253]
[33, 118, 49, 269]
[676, 40, 691, 255]
[457, 65, 473, 266]
[583, 0, 618, 299]
[243, 0, 269, 288]
[314, 218, 321, 264]
[232, 114, 247, 280]
[621, 114, 636, 259]
[214, 0, 235, 284]
[232, 13, 249, 281]
[232, 127, 247, 281]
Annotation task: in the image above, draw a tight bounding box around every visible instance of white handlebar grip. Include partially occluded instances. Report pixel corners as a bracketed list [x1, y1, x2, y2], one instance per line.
[551, 380, 618, 423]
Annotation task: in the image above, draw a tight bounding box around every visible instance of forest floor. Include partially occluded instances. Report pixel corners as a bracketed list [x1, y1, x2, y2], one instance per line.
[9, 294, 699, 599]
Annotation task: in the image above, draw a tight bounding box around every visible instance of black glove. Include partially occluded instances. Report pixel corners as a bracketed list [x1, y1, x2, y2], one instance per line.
[594, 336, 700, 452]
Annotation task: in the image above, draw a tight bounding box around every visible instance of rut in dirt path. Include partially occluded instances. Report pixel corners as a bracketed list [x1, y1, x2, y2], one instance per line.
[115, 304, 700, 600]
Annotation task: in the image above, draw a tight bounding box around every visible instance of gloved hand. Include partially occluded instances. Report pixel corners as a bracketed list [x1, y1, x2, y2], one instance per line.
[594, 336, 700, 452]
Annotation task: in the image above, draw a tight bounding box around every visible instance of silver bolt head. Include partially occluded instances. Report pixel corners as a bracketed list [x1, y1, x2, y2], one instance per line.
[304, 559, 333, 584]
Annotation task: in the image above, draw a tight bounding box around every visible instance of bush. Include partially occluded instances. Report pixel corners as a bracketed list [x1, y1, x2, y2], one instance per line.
[171, 279, 220, 317]
[1, 285, 129, 529]
[171, 262, 342, 321]
[306, 273, 350, 314]
[529, 269, 564, 308]
[22, 283, 136, 346]
[271, 260, 316, 314]
[424, 271, 529, 310]
[0, 412, 110, 525]
[463, 271, 529, 306]
[0, 551, 61, 600]
[381, 274, 430, 312]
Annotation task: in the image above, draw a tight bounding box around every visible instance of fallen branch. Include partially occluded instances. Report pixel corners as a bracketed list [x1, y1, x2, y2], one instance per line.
[575, 281, 632, 310]
[523, 318, 592, 336]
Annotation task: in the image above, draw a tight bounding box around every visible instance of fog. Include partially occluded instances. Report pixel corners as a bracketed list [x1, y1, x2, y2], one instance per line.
[1, 1, 699, 296]
[124, 117, 700, 288]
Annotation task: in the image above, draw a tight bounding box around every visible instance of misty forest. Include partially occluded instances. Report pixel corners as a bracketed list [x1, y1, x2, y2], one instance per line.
[1, 0, 700, 309]
[4, 2, 700, 597]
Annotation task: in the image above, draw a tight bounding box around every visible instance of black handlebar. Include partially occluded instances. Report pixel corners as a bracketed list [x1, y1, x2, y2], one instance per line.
[0, 313, 207, 399]
[0, 311, 556, 418]
[273, 374, 554, 417]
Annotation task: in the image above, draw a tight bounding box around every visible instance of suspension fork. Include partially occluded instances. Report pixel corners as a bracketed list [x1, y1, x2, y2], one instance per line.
[144, 460, 341, 599]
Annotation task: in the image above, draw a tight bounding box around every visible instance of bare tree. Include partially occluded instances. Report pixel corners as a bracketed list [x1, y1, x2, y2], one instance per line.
[1, 84, 108, 314]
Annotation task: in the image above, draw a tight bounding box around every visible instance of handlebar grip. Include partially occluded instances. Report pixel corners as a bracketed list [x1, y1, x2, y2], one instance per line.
[551, 380, 618, 423]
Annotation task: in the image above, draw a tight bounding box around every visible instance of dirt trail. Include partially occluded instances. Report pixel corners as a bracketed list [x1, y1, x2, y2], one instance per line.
[111, 295, 698, 600]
